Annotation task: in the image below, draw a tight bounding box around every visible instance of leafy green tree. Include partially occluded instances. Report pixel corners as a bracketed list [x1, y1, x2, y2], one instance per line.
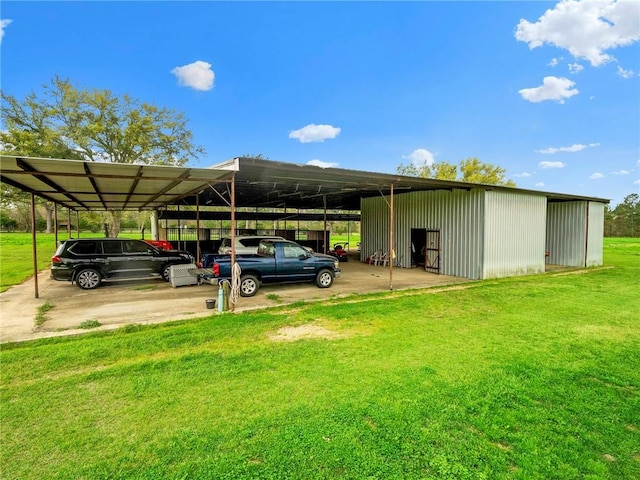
[1, 76, 205, 236]
[397, 157, 516, 187]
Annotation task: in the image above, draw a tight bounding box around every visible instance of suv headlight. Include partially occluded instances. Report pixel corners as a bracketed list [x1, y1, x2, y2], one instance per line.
[334, 261, 339, 269]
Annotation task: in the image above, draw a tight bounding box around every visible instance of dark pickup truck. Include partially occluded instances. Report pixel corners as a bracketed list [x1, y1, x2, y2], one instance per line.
[206, 239, 341, 297]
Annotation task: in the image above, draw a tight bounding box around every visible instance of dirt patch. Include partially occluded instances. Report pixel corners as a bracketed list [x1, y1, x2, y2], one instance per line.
[268, 324, 347, 342]
[552, 266, 614, 276]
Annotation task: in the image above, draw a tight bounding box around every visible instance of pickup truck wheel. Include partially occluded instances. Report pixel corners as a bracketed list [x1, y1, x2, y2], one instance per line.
[240, 274, 259, 297]
[76, 268, 101, 290]
[316, 269, 334, 288]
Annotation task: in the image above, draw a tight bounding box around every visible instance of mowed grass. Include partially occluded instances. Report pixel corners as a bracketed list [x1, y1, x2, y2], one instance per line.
[0, 232, 60, 292]
[1, 239, 639, 479]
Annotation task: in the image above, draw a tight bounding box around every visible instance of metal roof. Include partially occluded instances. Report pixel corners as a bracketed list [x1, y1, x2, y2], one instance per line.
[197, 157, 609, 211]
[0, 155, 609, 212]
[0, 155, 237, 211]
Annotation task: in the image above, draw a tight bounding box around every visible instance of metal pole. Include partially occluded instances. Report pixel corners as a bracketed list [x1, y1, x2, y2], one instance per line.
[230, 173, 236, 312]
[196, 193, 201, 265]
[323, 195, 327, 254]
[584, 201, 590, 267]
[177, 205, 181, 250]
[54, 205, 58, 248]
[67, 209, 72, 238]
[30, 193, 39, 299]
[76, 211, 80, 238]
[389, 183, 394, 291]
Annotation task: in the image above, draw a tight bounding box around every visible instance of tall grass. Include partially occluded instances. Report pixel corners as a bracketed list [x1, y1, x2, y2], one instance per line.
[1, 239, 638, 479]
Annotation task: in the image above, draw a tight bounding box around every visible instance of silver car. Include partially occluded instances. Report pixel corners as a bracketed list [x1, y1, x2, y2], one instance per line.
[218, 236, 285, 255]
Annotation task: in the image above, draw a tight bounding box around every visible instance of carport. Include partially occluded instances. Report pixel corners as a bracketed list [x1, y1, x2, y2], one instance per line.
[1, 155, 608, 299]
[1, 155, 467, 298]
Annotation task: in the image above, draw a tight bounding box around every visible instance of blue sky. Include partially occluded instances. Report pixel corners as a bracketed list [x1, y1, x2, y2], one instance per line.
[1, 1, 639, 206]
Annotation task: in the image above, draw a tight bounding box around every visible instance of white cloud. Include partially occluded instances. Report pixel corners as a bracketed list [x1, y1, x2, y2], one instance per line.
[289, 124, 341, 143]
[307, 159, 338, 169]
[611, 169, 630, 175]
[536, 143, 599, 154]
[535, 182, 545, 187]
[568, 62, 584, 74]
[539, 161, 566, 169]
[513, 172, 532, 178]
[548, 57, 560, 67]
[402, 148, 435, 167]
[519, 76, 579, 103]
[171, 60, 215, 91]
[617, 65, 635, 78]
[634, 179, 640, 185]
[0, 19, 12, 45]
[515, 0, 640, 67]
[589, 172, 605, 179]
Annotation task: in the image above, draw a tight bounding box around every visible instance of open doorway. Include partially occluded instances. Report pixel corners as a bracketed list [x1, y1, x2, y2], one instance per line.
[410, 228, 426, 268]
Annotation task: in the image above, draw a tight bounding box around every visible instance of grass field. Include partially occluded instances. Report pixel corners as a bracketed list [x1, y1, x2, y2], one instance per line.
[1, 238, 639, 479]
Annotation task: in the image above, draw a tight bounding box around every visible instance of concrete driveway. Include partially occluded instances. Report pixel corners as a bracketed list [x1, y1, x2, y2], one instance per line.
[0, 257, 467, 343]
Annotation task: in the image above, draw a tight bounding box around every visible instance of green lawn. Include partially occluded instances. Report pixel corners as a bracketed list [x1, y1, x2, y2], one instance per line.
[0, 232, 60, 292]
[1, 239, 639, 479]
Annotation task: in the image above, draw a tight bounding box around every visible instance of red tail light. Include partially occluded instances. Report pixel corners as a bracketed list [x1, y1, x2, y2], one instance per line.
[213, 263, 220, 277]
[51, 255, 62, 264]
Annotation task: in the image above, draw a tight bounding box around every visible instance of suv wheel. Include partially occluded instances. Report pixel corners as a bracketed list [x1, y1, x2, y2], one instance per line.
[76, 268, 101, 290]
[161, 264, 172, 282]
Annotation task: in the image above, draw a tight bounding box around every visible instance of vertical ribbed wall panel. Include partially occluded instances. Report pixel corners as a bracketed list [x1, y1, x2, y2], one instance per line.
[483, 191, 546, 278]
[546, 202, 587, 266]
[361, 189, 485, 279]
[586, 202, 604, 266]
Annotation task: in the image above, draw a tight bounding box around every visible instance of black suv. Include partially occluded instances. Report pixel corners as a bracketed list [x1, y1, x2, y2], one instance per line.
[51, 238, 195, 289]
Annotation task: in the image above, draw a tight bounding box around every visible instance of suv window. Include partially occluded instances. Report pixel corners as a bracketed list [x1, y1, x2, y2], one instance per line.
[68, 240, 99, 255]
[240, 238, 262, 248]
[102, 241, 122, 254]
[123, 240, 150, 254]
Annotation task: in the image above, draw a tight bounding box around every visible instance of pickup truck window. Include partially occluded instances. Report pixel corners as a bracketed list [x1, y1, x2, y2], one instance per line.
[283, 244, 307, 258]
[258, 243, 275, 257]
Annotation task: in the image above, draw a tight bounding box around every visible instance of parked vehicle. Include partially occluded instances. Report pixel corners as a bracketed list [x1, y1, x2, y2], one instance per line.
[210, 239, 341, 297]
[218, 235, 285, 255]
[51, 238, 195, 290]
[328, 243, 349, 262]
[144, 239, 174, 251]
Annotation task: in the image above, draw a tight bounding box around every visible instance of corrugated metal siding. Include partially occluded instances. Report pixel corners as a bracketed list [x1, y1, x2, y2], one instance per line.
[586, 202, 605, 266]
[546, 202, 587, 266]
[483, 191, 546, 278]
[361, 189, 485, 279]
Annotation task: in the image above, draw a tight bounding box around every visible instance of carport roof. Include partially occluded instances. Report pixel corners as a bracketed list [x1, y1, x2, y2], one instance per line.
[0, 154, 609, 212]
[0, 155, 237, 211]
[201, 157, 609, 210]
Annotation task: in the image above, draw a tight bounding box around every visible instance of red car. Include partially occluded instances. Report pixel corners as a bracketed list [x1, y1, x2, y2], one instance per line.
[144, 240, 175, 251]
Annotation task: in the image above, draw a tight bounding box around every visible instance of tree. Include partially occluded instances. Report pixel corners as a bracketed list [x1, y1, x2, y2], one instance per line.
[1, 76, 205, 236]
[397, 157, 516, 187]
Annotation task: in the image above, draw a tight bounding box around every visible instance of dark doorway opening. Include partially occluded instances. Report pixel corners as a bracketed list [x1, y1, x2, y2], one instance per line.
[410, 228, 427, 268]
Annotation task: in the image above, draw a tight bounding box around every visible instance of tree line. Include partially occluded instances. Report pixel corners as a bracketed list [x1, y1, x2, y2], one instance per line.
[605, 193, 640, 237]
